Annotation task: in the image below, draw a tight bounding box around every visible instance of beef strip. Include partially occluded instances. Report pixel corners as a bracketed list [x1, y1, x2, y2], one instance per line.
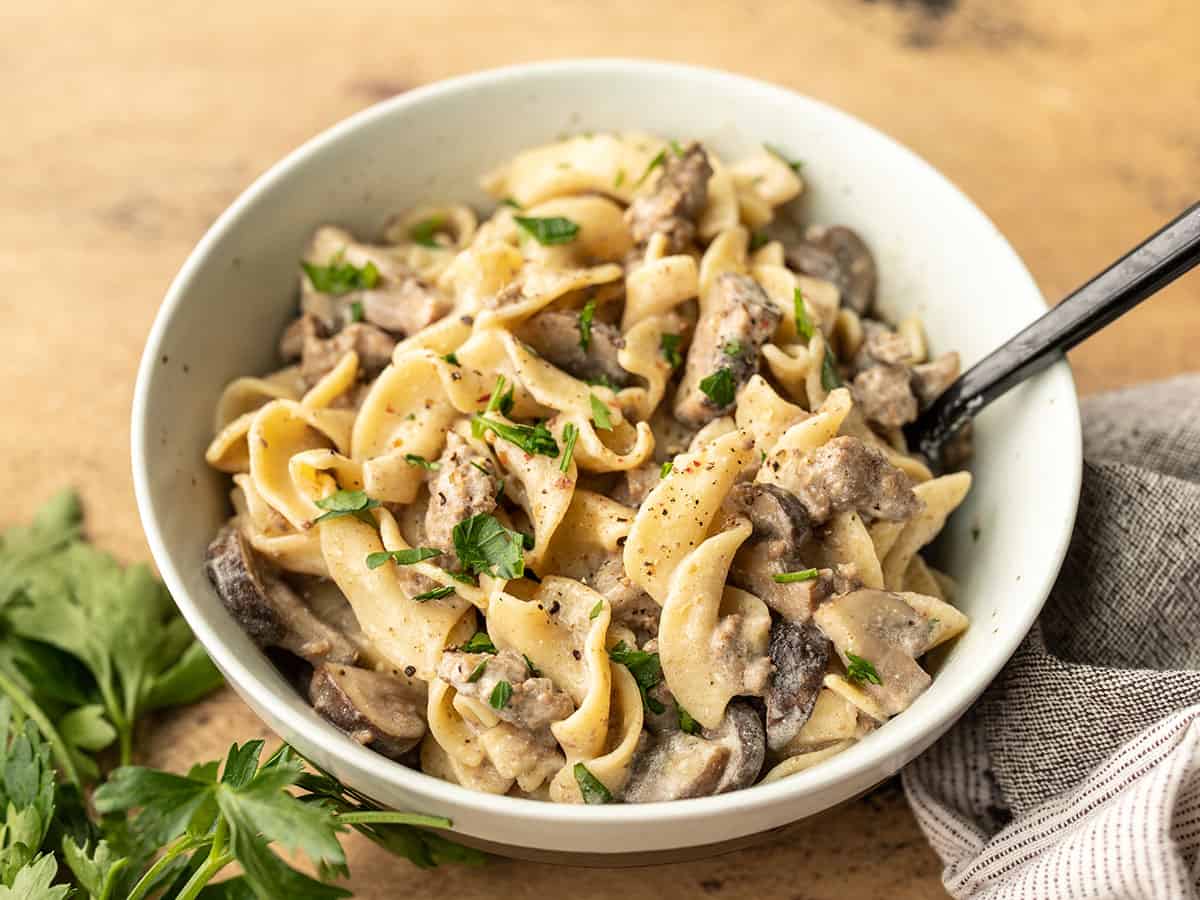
[299, 317, 396, 386]
[360, 277, 448, 336]
[204, 525, 358, 664]
[674, 273, 782, 427]
[765, 619, 832, 751]
[423, 434, 498, 568]
[514, 309, 630, 387]
[590, 555, 660, 639]
[785, 225, 877, 315]
[852, 364, 919, 429]
[911, 351, 961, 408]
[309, 663, 426, 759]
[437, 649, 575, 731]
[855, 320, 914, 369]
[791, 436, 922, 523]
[625, 141, 713, 252]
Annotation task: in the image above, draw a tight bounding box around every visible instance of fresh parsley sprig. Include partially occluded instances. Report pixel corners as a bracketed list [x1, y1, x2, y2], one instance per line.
[608, 641, 664, 715]
[452, 514, 526, 580]
[699, 367, 736, 408]
[301, 254, 380, 295]
[513, 216, 579, 246]
[577, 298, 596, 352]
[845, 652, 882, 686]
[313, 490, 380, 525]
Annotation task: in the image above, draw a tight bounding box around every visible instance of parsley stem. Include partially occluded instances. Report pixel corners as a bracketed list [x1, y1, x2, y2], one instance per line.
[0, 665, 82, 787]
[126, 834, 204, 900]
[175, 818, 233, 900]
[337, 810, 453, 828]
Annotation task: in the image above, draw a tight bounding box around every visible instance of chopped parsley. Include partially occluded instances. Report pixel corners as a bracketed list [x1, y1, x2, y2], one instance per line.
[578, 297, 596, 351]
[523, 654, 541, 677]
[613, 168, 626, 189]
[574, 763, 612, 804]
[609, 641, 664, 715]
[765, 143, 804, 172]
[452, 513, 526, 580]
[669, 139, 685, 157]
[411, 584, 456, 602]
[634, 149, 667, 188]
[660, 333, 683, 367]
[723, 339, 744, 358]
[404, 454, 440, 470]
[301, 254, 380, 295]
[500, 197, 523, 209]
[349, 300, 365, 322]
[773, 568, 819, 584]
[513, 215, 580, 245]
[589, 394, 613, 431]
[466, 659, 488, 682]
[365, 547, 442, 569]
[821, 346, 843, 391]
[313, 489, 380, 525]
[459, 632, 497, 654]
[678, 705, 701, 735]
[489, 680, 512, 710]
[442, 352, 460, 366]
[699, 367, 736, 407]
[793, 287, 815, 340]
[845, 652, 882, 686]
[660, 460, 673, 478]
[589, 599, 604, 620]
[749, 230, 770, 252]
[586, 373, 618, 390]
[472, 415, 559, 457]
[560, 422, 579, 473]
[410, 216, 445, 248]
[484, 374, 515, 417]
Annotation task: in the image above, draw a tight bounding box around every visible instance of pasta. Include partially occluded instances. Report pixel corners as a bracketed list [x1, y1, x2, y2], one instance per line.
[202, 132, 972, 804]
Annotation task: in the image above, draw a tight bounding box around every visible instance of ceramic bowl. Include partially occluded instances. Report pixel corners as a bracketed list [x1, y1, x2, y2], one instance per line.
[131, 59, 1081, 862]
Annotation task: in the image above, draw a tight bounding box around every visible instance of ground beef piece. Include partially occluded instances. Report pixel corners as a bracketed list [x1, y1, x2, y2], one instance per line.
[300, 320, 396, 386]
[437, 649, 574, 731]
[792, 436, 922, 523]
[911, 351, 961, 408]
[852, 364, 919, 429]
[423, 434, 498, 567]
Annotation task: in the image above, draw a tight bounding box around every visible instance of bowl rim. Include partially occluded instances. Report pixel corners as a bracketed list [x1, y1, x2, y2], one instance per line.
[131, 57, 1082, 834]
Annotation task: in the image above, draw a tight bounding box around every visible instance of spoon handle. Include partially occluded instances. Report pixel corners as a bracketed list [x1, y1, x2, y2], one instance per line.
[908, 201, 1200, 462]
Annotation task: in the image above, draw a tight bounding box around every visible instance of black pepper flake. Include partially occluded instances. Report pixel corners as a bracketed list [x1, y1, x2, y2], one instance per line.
[404, 665, 416, 677]
[572, 649, 581, 660]
[548, 600, 561, 615]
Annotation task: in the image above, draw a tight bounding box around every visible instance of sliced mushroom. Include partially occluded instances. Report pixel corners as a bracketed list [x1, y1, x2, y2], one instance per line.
[765, 619, 832, 751]
[812, 589, 933, 717]
[309, 663, 427, 759]
[204, 525, 358, 664]
[727, 482, 811, 544]
[704, 701, 767, 793]
[625, 142, 712, 252]
[785, 225, 877, 315]
[790, 436, 922, 524]
[514, 309, 631, 387]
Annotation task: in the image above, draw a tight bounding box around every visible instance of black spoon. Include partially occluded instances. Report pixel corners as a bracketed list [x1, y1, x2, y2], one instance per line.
[904, 202, 1200, 468]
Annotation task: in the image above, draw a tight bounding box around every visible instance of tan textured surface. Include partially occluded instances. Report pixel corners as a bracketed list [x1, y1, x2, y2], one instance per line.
[3, 0, 1198, 895]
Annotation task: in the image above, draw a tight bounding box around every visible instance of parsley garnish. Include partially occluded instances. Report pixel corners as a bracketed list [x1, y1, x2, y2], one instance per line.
[472, 415, 559, 457]
[589, 394, 613, 431]
[560, 423, 579, 473]
[442, 352, 460, 366]
[301, 254, 380, 295]
[635, 150, 667, 187]
[608, 641, 664, 714]
[513, 215, 580, 245]
[613, 168, 626, 189]
[793, 287, 815, 340]
[723, 339, 744, 358]
[660, 333, 683, 367]
[573, 763, 612, 804]
[821, 346, 843, 391]
[749, 231, 769, 252]
[523, 654, 541, 677]
[313, 489, 380, 525]
[773, 568, 819, 584]
[669, 139, 684, 157]
[765, 143, 804, 172]
[459, 632, 497, 654]
[678, 705, 701, 735]
[699, 367, 736, 407]
[845, 652, 882, 686]
[660, 460, 673, 478]
[589, 599, 604, 620]
[489, 681, 512, 710]
[452, 513, 526, 580]
[404, 454, 440, 470]
[466, 659, 488, 683]
[349, 300, 365, 322]
[410, 216, 445, 248]
[412, 584, 456, 602]
[501, 197, 522, 209]
[484, 374, 515, 416]
[366, 547, 441, 570]
[578, 298, 596, 352]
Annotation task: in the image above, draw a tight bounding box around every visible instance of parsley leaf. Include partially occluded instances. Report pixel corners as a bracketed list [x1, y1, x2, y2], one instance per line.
[699, 367, 736, 407]
[404, 454, 440, 470]
[765, 143, 804, 172]
[749, 230, 769, 252]
[0, 854, 69, 900]
[589, 599, 604, 620]
[660, 460, 673, 478]
[589, 394, 613, 431]
[313, 490, 380, 525]
[635, 150, 667, 187]
[613, 168, 625, 189]
[409, 216, 445, 248]
[523, 654, 541, 677]
[513, 216, 580, 245]
[472, 415, 559, 457]
[466, 660, 488, 683]
[488, 681, 512, 710]
[669, 139, 685, 157]
[773, 568, 819, 584]
[660, 333, 683, 367]
[578, 298, 596, 352]
[348, 300, 365, 323]
[301, 255, 379, 295]
[500, 197, 522, 209]
[442, 352, 460, 366]
[411, 585, 455, 602]
[573, 763, 612, 805]
[458, 632, 497, 654]
[452, 514, 526, 580]
[365, 548, 441, 570]
[559, 423, 579, 473]
[821, 345, 843, 391]
[608, 641, 664, 715]
[678, 705, 701, 735]
[723, 339, 744, 357]
[484, 375, 514, 417]
[845, 652, 882, 686]
[793, 287, 815, 340]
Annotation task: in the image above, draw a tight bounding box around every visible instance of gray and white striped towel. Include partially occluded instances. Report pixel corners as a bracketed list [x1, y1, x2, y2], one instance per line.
[904, 374, 1200, 899]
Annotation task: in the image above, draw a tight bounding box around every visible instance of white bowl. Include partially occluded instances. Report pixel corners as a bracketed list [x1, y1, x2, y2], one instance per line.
[132, 59, 1081, 862]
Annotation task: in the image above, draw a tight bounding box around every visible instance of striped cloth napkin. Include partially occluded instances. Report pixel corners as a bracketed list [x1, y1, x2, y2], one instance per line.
[903, 374, 1200, 899]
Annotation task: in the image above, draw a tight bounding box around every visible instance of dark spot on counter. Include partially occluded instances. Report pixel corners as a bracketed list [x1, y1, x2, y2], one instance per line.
[349, 78, 413, 101]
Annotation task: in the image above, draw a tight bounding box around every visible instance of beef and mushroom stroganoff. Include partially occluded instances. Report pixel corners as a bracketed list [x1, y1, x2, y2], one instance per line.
[204, 132, 972, 804]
